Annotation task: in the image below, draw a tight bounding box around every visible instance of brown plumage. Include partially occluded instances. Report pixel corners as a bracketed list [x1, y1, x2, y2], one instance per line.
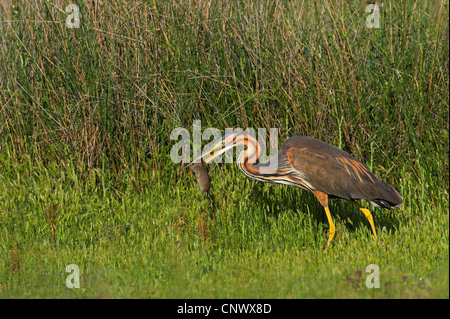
[280, 136, 403, 208]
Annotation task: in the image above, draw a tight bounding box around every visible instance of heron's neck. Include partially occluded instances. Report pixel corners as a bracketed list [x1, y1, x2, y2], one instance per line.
[237, 143, 278, 176]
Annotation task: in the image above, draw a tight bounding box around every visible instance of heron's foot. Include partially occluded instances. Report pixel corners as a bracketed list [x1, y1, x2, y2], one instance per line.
[360, 208, 378, 239]
[349, 201, 378, 239]
[322, 207, 336, 252]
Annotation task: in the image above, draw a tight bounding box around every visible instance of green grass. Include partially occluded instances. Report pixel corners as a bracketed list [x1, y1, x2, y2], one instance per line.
[0, 156, 448, 298]
[0, 0, 448, 298]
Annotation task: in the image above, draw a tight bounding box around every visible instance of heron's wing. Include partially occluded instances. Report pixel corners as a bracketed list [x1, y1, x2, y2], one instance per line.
[286, 146, 395, 202]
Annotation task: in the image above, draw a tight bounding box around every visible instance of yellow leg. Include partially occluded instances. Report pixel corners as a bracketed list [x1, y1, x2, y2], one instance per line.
[351, 201, 378, 239]
[323, 207, 336, 252]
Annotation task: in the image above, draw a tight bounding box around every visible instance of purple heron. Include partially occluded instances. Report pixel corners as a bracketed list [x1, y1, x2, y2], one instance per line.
[182, 132, 403, 251]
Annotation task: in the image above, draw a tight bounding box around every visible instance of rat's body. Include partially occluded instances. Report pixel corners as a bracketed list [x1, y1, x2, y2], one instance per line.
[189, 159, 211, 198]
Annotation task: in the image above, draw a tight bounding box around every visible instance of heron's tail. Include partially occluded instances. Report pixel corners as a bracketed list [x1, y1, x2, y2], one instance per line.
[369, 181, 403, 209]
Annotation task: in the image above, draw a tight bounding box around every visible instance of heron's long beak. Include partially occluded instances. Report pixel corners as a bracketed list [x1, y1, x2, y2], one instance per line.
[181, 139, 233, 172]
